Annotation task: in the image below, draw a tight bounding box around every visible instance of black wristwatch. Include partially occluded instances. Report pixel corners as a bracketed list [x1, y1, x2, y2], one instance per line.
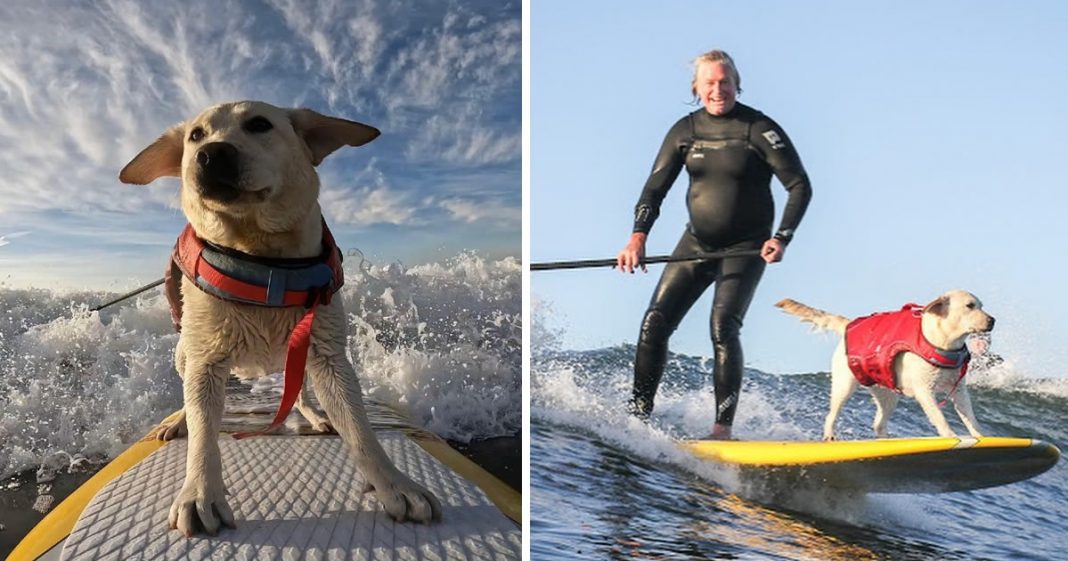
[773, 229, 794, 244]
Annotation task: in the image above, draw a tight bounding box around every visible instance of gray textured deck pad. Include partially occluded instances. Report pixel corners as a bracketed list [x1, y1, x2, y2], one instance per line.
[61, 433, 520, 560]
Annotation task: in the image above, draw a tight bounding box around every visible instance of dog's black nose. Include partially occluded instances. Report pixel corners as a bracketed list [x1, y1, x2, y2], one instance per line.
[196, 142, 238, 178]
[195, 142, 240, 201]
[987, 316, 996, 330]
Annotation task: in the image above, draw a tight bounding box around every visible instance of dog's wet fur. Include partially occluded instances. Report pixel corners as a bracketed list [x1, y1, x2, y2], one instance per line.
[121, 101, 441, 536]
[777, 290, 995, 440]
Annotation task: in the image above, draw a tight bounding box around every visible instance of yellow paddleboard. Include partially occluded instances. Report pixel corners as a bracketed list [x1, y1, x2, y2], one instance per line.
[680, 437, 1060, 493]
[8, 386, 520, 561]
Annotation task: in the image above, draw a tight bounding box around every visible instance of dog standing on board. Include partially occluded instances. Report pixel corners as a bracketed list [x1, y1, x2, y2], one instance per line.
[776, 290, 995, 440]
[120, 101, 441, 536]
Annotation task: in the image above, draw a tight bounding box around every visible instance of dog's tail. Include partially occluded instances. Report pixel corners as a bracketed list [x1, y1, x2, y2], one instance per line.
[775, 299, 850, 335]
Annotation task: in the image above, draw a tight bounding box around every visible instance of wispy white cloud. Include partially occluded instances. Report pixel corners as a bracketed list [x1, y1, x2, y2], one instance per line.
[0, 1, 256, 215]
[268, 0, 520, 165]
[265, 0, 387, 112]
[385, 8, 520, 166]
[384, 7, 520, 109]
[318, 160, 422, 227]
[0, 231, 31, 248]
[321, 185, 417, 227]
[0, 0, 518, 215]
[439, 198, 519, 227]
[0, 0, 518, 288]
[406, 110, 521, 165]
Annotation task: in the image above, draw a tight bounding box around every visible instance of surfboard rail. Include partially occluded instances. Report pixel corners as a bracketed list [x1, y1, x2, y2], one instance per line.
[680, 436, 1052, 465]
[6, 412, 179, 561]
[680, 436, 1060, 494]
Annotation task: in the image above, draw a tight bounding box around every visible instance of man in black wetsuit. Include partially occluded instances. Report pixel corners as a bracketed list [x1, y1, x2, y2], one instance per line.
[617, 50, 812, 439]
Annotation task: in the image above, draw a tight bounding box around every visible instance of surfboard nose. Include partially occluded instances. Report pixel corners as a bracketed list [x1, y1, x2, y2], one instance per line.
[1030, 439, 1060, 472]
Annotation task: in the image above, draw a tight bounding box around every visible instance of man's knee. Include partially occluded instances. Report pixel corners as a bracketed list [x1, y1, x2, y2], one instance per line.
[710, 311, 743, 345]
[640, 309, 672, 343]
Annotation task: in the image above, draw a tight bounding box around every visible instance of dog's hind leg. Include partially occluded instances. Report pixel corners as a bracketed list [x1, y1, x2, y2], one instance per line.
[823, 345, 857, 441]
[157, 409, 188, 441]
[823, 374, 857, 440]
[295, 377, 336, 434]
[158, 338, 189, 441]
[870, 388, 899, 438]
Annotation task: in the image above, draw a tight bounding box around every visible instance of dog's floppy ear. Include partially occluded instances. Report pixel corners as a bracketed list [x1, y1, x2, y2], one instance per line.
[119, 126, 185, 185]
[924, 296, 950, 318]
[289, 108, 380, 166]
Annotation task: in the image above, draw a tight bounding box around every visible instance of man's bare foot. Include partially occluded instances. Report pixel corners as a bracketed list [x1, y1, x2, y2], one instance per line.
[706, 423, 733, 440]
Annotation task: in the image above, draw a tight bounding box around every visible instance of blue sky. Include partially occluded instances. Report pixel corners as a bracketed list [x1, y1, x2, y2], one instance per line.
[0, 0, 520, 291]
[532, 1, 1068, 376]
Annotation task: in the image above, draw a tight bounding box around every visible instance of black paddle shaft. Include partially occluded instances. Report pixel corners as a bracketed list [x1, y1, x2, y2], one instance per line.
[530, 249, 763, 271]
[90, 278, 165, 312]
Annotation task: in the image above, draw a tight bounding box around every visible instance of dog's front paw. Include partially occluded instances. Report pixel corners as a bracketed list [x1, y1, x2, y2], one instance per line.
[365, 471, 442, 523]
[168, 480, 236, 536]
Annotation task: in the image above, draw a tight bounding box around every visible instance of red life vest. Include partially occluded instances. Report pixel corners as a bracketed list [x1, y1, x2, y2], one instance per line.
[165, 221, 343, 329]
[164, 220, 344, 439]
[844, 304, 970, 392]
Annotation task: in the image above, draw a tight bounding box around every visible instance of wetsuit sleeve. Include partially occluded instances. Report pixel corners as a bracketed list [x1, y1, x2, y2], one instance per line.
[751, 116, 812, 243]
[633, 118, 689, 234]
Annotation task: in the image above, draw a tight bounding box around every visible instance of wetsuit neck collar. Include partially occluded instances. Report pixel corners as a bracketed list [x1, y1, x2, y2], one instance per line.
[700, 102, 743, 119]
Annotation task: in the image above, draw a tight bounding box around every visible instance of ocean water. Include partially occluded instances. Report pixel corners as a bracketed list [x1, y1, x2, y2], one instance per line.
[531, 306, 1067, 561]
[0, 252, 521, 483]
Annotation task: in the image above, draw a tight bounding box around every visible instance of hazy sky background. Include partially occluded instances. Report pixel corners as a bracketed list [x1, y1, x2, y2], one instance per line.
[0, 0, 520, 291]
[532, 1, 1068, 376]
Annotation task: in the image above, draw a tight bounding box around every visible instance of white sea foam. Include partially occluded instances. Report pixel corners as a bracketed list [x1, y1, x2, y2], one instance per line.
[965, 357, 1068, 399]
[530, 358, 742, 488]
[0, 253, 519, 479]
[529, 354, 893, 522]
[0, 294, 180, 480]
[341, 253, 521, 442]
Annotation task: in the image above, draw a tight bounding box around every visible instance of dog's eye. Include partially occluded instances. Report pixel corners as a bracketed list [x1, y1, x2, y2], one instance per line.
[244, 116, 274, 134]
[188, 127, 205, 143]
[967, 302, 976, 309]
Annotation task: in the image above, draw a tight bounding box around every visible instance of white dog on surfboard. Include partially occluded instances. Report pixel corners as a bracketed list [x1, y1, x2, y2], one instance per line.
[777, 290, 995, 440]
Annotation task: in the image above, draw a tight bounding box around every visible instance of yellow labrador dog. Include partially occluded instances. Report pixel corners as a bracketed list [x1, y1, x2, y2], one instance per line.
[120, 101, 440, 536]
[776, 290, 995, 440]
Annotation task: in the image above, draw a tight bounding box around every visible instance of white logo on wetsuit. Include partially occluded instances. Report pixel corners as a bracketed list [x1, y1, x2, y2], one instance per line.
[717, 393, 736, 417]
[762, 130, 786, 150]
